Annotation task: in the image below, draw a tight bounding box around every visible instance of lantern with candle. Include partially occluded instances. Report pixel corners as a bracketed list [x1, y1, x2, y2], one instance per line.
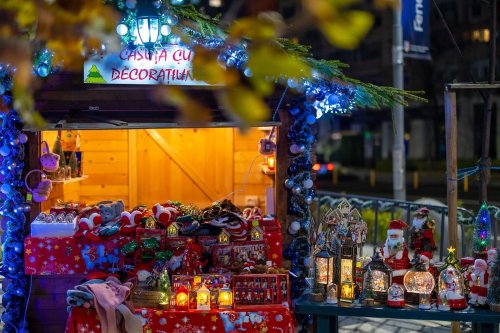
[197, 283, 211, 310]
[362, 251, 392, 303]
[314, 245, 334, 287]
[218, 284, 233, 309]
[175, 285, 189, 310]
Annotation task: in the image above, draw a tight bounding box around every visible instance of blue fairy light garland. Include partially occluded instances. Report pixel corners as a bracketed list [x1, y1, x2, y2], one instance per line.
[0, 96, 29, 333]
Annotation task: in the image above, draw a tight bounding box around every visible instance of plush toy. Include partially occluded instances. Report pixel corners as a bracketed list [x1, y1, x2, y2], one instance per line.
[75, 213, 103, 242]
[120, 210, 143, 235]
[152, 203, 179, 227]
[98, 200, 125, 223]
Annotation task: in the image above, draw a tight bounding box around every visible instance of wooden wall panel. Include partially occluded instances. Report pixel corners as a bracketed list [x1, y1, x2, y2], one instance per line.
[233, 128, 273, 208]
[40, 128, 270, 210]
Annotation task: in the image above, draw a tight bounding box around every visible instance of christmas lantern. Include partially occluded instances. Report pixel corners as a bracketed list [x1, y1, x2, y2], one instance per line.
[266, 154, 276, 170]
[218, 230, 230, 244]
[340, 279, 355, 302]
[250, 224, 264, 241]
[340, 238, 358, 293]
[218, 284, 233, 309]
[136, 0, 160, 55]
[175, 285, 189, 310]
[196, 283, 211, 310]
[386, 283, 405, 308]
[314, 245, 334, 286]
[325, 283, 338, 304]
[362, 252, 392, 303]
[437, 247, 467, 310]
[403, 262, 435, 310]
[167, 223, 179, 237]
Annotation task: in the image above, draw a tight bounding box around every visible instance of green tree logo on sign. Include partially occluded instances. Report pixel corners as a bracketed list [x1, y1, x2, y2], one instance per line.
[85, 64, 107, 83]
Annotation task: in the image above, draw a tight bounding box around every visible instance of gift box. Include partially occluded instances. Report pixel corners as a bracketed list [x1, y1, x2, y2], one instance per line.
[30, 219, 77, 238]
[136, 228, 166, 251]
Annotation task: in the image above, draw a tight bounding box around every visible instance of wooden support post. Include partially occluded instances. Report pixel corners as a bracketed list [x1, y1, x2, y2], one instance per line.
[369, 169, 376, 187]
[464, 175, 469, 193]
[445, 89, 458, 251]
[276, 110, 292, 268]
[413, 171, 419, 190]
[445, 88, 460, 333]
[332, 168, 338, 186]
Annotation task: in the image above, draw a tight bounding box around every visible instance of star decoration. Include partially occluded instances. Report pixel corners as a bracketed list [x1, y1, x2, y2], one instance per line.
[182, 316, 189, 323]
[27, 240, 32, 245]
[74, 255, 80, 261]
[211, 315, 218, 322]
[54, 245, 59, 250]
[447, 246, 455, 254]
[26, 249, 32, 255]
[272, 253, 278, 259]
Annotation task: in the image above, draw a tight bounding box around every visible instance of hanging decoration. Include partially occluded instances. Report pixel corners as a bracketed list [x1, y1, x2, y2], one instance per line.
[473, 202, 491, 257]
[0, 96, 29, 333]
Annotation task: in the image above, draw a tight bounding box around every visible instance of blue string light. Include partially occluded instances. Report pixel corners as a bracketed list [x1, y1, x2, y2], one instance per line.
[0, 96, 29, 333]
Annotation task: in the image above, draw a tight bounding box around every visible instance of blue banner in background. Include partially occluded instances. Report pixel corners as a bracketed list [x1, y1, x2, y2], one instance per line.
[402, 0, 431, 60]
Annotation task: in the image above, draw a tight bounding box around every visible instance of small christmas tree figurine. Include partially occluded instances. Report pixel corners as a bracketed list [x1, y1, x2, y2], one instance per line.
[487, 248, 500, 311]
[361, 266, 377, 304]
[69, 151, 78, 177]
[473, 202, 491, 257]
[53, 136, 66, 168]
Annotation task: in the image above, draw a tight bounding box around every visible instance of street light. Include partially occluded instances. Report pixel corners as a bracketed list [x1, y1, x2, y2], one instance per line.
[136, 0, 160, 56]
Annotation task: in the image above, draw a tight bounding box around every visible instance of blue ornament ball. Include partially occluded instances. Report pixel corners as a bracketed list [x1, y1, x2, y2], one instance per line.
[18, 133, 28, 144]
[37, 65, 50, 78]
[306, 135, 315, 144]
[287, 78, 297, 89]
[14, 243, 22, 253]
[284, 179, 294, 189]
[306, 114, 316, 125]
[303, 257, 311, 267]
[305, 196, 313, 205]
[125, 0, 137, 9]
[0, 145, 10, 157]
[298, 144, 306, 153]
[15, 288, 23, 297]
[328, 94, 340, 105]
[0, 84, 5, 95]
[289, 107, 300, 116]
[1, 183, 11, 194]
[288, 164, 299, 175]
[292, 185, 302, 195]
[159, 318, 167, 325]
[243, 67, 252, 77]
[166, 15, 179, 26]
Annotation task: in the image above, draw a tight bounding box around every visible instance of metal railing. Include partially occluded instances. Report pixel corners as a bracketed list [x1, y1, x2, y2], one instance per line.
[313, 191, 499, 261]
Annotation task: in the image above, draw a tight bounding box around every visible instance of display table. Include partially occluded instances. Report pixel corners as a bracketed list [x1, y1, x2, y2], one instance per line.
[65, 306, 294, 333]
[295, 295, 500, 333]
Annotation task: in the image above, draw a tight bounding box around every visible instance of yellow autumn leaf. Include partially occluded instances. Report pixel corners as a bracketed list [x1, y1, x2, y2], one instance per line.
[192, 47, 226, 85]
[318, 10, 374, 49]
[229, 17, 278, 42]
[246, 44, 311, 95]
[218, 86, 270, 126]
[15, 1, 37, 29]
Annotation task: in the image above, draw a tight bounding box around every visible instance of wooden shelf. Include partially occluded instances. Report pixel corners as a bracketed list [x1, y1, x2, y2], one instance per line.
[51, 175, 88, 184]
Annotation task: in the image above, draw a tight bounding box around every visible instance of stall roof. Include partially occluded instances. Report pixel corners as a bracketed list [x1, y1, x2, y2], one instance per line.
[26, 72, 282, 131]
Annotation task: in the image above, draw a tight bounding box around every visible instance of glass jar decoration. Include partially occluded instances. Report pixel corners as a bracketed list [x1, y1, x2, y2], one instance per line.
[403, 255, 435, 310]
[218, 284, 233, 309]
[387, 283, 405, 308]
[325, 283, 338, 304]
[362, 252, 392, 303]
[175, 285, 189, 310]
[197, 283, 211, 310]
[437, 247, 467, 310]
[314, 245, 334, 287]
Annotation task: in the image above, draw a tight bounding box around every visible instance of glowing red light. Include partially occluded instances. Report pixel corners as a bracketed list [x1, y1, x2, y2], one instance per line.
[327, 163, 334, 171]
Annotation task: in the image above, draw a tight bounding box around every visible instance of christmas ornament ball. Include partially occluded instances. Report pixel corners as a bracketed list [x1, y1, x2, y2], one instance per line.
[285, 178, 294, 189]
[292, 185, 302, 195]
[289, 221, 301, 234]
[302, 179, 314, 189]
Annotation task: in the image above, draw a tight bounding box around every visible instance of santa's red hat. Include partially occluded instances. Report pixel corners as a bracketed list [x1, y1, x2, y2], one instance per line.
[387, 220, 408, 237]
[415, 207, 429, 216]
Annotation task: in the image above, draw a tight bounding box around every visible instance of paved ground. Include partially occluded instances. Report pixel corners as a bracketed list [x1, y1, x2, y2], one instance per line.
[338, 317, 462, 333]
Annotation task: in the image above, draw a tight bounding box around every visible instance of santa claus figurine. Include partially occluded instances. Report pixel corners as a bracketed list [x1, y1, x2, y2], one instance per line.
[467, 258, 489, 306]
[409, 207, 437, 259]
[382, 220, 411, 284]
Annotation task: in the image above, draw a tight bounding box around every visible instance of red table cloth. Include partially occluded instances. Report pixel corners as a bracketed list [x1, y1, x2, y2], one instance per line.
[66, 306, 294, 333]
[24, 236, 133, 275]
